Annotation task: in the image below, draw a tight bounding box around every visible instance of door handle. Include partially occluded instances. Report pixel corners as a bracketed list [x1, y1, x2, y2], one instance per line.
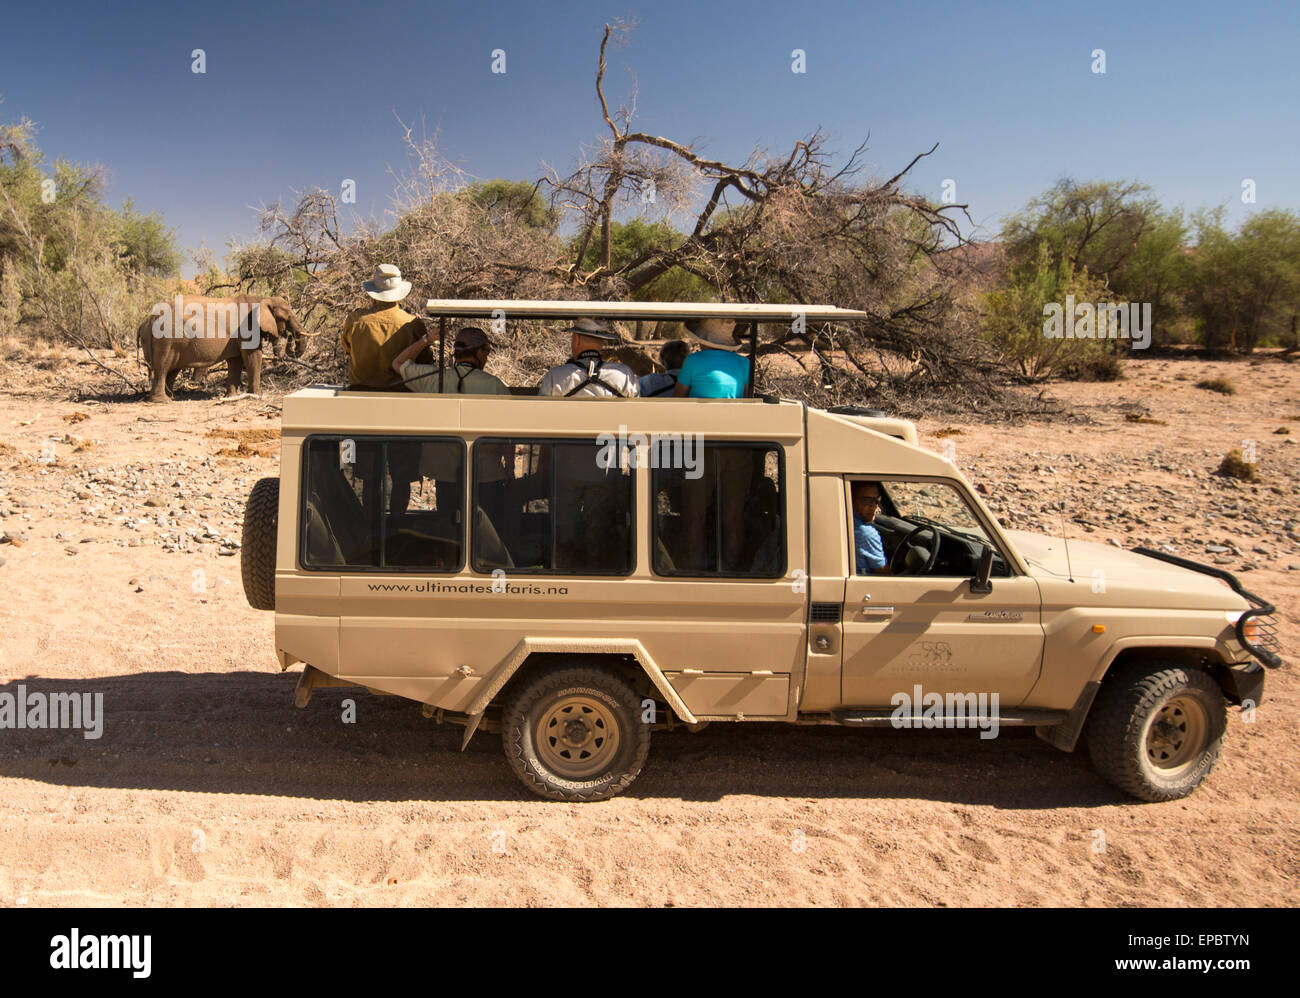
[860, 605, 895, 617]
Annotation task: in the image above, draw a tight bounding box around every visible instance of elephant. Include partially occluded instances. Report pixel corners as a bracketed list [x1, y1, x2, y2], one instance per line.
[136, 295, 314, 402]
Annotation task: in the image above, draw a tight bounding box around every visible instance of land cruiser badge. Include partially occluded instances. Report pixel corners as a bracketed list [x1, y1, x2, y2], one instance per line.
[967, 610, 1023, 622]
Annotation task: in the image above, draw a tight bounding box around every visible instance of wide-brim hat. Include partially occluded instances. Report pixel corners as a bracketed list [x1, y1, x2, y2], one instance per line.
[363, 263, 411, 302]
[683, 317, 744, 352]
[564, 317, 622, 343]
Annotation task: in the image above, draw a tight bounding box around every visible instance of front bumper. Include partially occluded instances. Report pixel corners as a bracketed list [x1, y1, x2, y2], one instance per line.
[1133, 547, 1283, 670]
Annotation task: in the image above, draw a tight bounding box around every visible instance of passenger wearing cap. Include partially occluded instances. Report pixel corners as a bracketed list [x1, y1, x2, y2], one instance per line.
[340, 264, 429, 389]
[390, 325, 510, 395]
[537, 319, 640, 398]
[673, 318, 751, 398]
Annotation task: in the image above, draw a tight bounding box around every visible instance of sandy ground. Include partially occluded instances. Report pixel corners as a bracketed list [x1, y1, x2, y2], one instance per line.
[0, 348, 1296, 907]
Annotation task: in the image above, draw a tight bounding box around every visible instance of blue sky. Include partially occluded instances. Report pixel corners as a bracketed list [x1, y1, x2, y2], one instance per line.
[3, 0, 1297, 275]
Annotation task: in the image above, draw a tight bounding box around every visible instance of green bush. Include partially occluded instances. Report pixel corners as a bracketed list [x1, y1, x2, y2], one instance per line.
[981, 243, 1112, 379]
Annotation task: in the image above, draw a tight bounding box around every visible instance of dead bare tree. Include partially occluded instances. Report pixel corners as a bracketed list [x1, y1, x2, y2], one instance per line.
[242, 24, 1015, 407]
[538, 22, 1017, 406]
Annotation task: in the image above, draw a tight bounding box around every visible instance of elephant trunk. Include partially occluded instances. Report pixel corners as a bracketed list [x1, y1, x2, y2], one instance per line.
[285, 315, 308, 359]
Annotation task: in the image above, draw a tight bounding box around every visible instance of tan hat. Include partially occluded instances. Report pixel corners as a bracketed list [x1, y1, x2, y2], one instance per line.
[564, 318, 622, 343]
[363, 263, 411, 302]
[683, 317, 744, 352]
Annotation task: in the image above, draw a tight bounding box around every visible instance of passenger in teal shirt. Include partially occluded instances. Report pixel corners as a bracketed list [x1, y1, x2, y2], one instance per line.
[675, 318, 751, 398]
[676, 349, 751, 398]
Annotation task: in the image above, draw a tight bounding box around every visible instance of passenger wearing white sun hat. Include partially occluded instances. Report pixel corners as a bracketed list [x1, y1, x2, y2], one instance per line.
[340, 264, 428, 389]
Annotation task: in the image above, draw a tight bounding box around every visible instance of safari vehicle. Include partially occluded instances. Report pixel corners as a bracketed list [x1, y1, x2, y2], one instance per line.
[240, 300, 1283, 802]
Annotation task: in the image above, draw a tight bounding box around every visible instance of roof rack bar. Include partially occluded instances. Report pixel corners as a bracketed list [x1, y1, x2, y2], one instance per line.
[745, 320, 758, 398]
[437, 315, 446, 393]
[423, 299, 869, 323]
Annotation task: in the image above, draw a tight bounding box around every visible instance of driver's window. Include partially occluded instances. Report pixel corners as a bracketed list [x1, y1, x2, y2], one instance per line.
[849, 478, 1008, 578]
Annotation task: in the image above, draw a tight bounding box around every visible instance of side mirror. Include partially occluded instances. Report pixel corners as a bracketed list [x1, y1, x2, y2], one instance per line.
[969, 545, 994, 594]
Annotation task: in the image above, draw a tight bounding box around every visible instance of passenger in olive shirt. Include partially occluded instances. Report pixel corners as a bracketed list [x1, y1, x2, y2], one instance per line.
[390, 327, 510, 395]
[340, 264, 427, 388]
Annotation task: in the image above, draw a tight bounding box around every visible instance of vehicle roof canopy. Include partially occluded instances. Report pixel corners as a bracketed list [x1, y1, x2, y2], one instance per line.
[424, 299, 869, 322]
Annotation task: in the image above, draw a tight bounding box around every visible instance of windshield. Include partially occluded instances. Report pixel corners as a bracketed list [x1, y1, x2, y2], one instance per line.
[883, 480, 994, 547]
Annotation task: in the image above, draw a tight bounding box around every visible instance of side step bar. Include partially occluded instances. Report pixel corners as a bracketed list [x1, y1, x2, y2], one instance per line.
[832, 708, 1068, 727]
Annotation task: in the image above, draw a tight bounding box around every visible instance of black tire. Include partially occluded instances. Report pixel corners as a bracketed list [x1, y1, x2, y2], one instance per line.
[1087, 662, 1226, 802]
[241, 477, 279, 611]
[503, 666, 650, 802]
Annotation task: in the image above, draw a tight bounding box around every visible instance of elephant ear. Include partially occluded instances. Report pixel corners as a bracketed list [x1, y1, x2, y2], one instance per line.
[259, 299, 280, 335]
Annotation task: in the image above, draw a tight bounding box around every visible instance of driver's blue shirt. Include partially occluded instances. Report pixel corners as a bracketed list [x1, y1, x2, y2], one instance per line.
[854, 515, 886, 574]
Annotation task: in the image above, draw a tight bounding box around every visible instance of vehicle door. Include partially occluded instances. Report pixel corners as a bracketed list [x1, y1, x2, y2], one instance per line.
[840, 476, 1044, 707]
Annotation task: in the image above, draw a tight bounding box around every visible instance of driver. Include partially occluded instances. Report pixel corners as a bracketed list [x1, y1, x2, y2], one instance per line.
[851, 481, 889, 575]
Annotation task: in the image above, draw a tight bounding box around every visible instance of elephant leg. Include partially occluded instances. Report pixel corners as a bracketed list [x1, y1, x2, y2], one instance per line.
[245, 348, 263, 396]
[165, 369, 179, 397]
[225, 357, 243, 397]
[148, 362, 170, 403]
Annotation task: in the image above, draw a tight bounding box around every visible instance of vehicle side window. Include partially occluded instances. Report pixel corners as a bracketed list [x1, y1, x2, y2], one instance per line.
[653, 443, 784, 578]
[473, 439, 634, 575]
[301, 436, 464, 571]
[851, 478, 1010, 578]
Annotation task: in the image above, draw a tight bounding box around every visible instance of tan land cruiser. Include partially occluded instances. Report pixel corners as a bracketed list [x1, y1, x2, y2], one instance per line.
[240, 300, 1283, 802]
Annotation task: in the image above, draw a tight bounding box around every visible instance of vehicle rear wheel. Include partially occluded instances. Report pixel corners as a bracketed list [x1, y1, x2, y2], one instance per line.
[502, 665, 650, 802]
[1087, 663, 1226, 801]
[241, 477, 279, 611]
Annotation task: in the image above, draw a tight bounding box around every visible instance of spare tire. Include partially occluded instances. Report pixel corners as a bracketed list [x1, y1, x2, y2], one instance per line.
[241, 477, 279, 611]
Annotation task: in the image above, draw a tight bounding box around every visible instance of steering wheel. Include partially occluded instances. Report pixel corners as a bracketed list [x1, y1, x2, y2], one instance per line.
[889, 524, 941, 575]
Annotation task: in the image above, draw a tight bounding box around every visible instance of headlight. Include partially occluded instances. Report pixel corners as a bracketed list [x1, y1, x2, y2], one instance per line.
[1227, 611, 1260, 644]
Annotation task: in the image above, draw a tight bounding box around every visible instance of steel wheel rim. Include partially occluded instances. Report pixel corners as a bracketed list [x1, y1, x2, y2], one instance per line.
[536, 695, 620, 780]
[1144, 695, 1208, 776]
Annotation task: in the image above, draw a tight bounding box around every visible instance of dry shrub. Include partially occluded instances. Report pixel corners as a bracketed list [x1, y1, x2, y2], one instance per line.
[932, 427, 964, 438]
[206, 428, 280, 444]
[1059, 353, 1124, 382]
[215, 441, 275, 459]
[1217, 449, 1257, 480]
[1124, 413, 1167, 425]
[208, 427, 279, 458]
[484, 328, 568, 389]
[1197, 377, 1236, 395]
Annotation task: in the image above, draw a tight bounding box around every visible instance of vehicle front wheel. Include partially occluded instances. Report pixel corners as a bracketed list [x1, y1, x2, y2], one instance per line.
[1087, 663, 1226, 802]
[502, 666, 650, 802]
